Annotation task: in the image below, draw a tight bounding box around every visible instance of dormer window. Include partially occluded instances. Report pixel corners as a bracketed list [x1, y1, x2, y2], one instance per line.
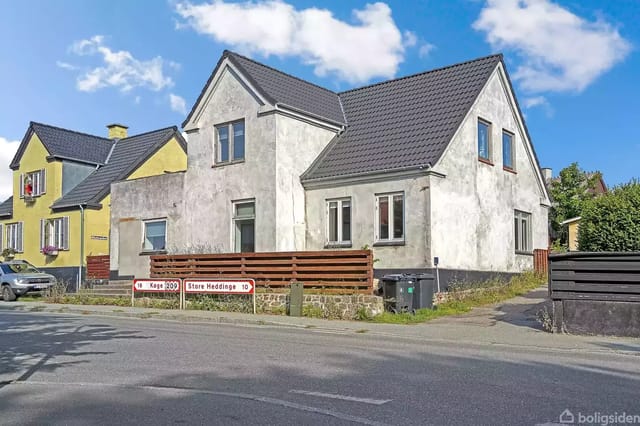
[215, 120, 245, 164]
[20, 169, 46, 198]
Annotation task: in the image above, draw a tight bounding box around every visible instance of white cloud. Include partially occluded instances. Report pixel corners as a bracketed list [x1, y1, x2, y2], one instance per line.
[403, 30, 417, 47]
[56, 61, 78, 71]
[418, 42, 435, 58]
[169, 93, 187, 115]
[175, 1, 415, 84]
[134, 95, 142, 105]
[522, 96, 547, 108]
[63, 35, 176, 93]
[0, 137, 20, 201]
[474, 0, 631, 92]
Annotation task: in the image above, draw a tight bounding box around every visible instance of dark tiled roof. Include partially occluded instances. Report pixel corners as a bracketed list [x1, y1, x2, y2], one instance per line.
[10, 122, 114, 169]
[0, 197, 12, 218]
[51, 127, 185, 210]
[302, 54, 503, 181]
[183, 50, 345, 128]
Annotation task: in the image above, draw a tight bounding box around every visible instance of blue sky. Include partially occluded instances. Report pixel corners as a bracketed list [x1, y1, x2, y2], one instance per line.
[1, 0, 638, 200]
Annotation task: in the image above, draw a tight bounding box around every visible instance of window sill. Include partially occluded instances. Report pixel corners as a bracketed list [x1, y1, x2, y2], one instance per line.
[212, 159, 245, 168]
[373, 241, 405, 247]
[515, 250, 534, 256]
[503, 167, 517, 174]
[478, 157, 494, 166]
[139, 250, 168, 256]
[324, 243, 352, 249]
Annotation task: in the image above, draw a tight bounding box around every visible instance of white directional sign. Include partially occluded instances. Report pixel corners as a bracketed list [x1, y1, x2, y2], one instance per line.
[184, 279, 255, 294]
[133, 279, 180, 293]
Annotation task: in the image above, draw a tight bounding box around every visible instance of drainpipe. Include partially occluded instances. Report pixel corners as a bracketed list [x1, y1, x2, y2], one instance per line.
[78, 204, 85, 292]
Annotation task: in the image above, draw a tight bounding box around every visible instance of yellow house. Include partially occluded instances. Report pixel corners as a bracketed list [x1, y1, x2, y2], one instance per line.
[0, 122, 187, 288]
[561, 216, 582, 251]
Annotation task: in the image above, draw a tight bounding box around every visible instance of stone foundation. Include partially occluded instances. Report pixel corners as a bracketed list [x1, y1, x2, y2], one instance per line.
[258, 293, 384, 320]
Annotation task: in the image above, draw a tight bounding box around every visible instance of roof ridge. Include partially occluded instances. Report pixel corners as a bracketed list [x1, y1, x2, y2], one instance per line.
[122, 125, 177, 141]
[30, 121, 113, 142]
[225, 50, 338, 96]
[338, 53, 503, 95]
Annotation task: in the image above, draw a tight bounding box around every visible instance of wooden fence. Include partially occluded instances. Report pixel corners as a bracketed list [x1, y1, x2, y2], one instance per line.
[86, 255, 110, 279]
[533, 249, 548, 276]
[150, 250, 374, 294]
[549, 252, 640, 302]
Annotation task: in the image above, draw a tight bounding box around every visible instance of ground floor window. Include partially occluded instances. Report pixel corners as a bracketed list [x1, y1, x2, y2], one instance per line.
[376, 193, 404, 243]
[143, 219, 167, 251]
[41, 217, 69, 251]
[327, 198, 351, 245]
[5, 222, 23, 252]
[233, 200, 255, 252]
[514, 210, 532, 253]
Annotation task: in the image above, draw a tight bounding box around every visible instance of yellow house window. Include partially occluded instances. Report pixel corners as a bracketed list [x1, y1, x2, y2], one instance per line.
[5, 222, 24, 252]
[20, 169, 46, 198]
[40, 217, 70, 251]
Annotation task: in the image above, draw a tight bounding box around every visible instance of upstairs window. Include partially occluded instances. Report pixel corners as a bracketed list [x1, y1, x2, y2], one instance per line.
[40, 217, 70, 251]
[478, 119, 491, 162]
[503, 130, 515, 170]
[20, 169, 46, 198]
[6, 222, 23, 253]
[143, 219, 167, 252]
[376, 193, 404, 243]
[327, 198, 351, 246]
[514, 210, 532, 253]
[216, 120, 245, 163]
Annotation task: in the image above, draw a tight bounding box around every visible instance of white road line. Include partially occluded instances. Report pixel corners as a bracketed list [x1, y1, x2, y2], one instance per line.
[289, 389, 392, 405]
[10, 381, 388, 426]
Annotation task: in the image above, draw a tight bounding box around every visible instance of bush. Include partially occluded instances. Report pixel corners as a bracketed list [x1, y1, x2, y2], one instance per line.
[578, 180, 640, 251]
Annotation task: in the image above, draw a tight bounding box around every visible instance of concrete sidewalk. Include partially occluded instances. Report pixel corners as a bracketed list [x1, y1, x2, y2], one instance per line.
[2, 287, 639, 356]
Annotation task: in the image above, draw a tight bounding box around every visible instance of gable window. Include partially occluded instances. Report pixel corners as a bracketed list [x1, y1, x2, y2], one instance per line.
[503, 130, 515, 170]
[376, 193, 404, 243]
[143, 219, 166, 252]
[20, 169, 46, 198]
[478, 119, 491, 162]
[233, 200, 255, 252]
[327, 198, 351, 246]
[514, 210, 532, 253]
[40, 217, 70, 251]
[6, 222, 23, 253]
[216, 120, 245, 164]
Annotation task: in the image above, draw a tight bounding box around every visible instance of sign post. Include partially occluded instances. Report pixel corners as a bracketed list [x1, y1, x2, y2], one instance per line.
[132, 279, 182, 308]
[183, 278, 256, 314]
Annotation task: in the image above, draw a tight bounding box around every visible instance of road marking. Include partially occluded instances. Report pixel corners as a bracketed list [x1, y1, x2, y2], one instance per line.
[289, 389, 392, 405]
[10, 381, 389, 426]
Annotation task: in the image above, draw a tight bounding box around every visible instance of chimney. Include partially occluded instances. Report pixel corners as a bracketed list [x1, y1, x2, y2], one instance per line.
[541, 167, 552, 182]
[107, 123, 128, 139]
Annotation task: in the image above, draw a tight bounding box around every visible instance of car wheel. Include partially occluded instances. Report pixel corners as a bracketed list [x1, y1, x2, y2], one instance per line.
[2, 285, 17, 302]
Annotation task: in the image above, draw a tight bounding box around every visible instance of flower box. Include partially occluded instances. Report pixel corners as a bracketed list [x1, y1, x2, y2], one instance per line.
[41, 246, 59, 256]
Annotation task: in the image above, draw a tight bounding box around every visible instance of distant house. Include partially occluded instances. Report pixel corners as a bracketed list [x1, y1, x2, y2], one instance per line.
[0, 122, 187, 286]
[110, 50, 551, 286]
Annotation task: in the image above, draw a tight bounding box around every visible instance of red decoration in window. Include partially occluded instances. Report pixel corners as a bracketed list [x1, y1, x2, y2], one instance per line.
[24, 177, 33, 196]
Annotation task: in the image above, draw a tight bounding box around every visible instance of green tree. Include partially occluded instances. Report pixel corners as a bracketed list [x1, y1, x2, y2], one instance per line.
[549, 163, 601, 246]
[578, 180, 640, 251]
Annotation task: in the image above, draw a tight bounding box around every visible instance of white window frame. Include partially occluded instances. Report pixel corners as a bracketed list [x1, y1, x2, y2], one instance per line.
[326, 198, 352, 246]
[502, 129, 515, 170]
[478, 118, 492, 162]
[142, 219, 167, 252]
[20, 169, 46, 198]
[232, 199, 255, 253]
[6, 222, 23, 253]
[0, 224, 3, 251]
[514, 210, 532, 253]
[41, 217, 70, 251]
[215, 120, 245, 164]
[375, 192, 405, 243]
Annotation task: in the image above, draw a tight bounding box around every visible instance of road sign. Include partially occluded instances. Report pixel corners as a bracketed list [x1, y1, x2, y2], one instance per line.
[184, 279, 255, 294]
[133, 279, 181, 293]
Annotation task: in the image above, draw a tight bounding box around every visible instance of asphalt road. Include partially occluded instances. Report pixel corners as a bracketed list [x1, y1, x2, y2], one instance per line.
[1, 310, 639, 426]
